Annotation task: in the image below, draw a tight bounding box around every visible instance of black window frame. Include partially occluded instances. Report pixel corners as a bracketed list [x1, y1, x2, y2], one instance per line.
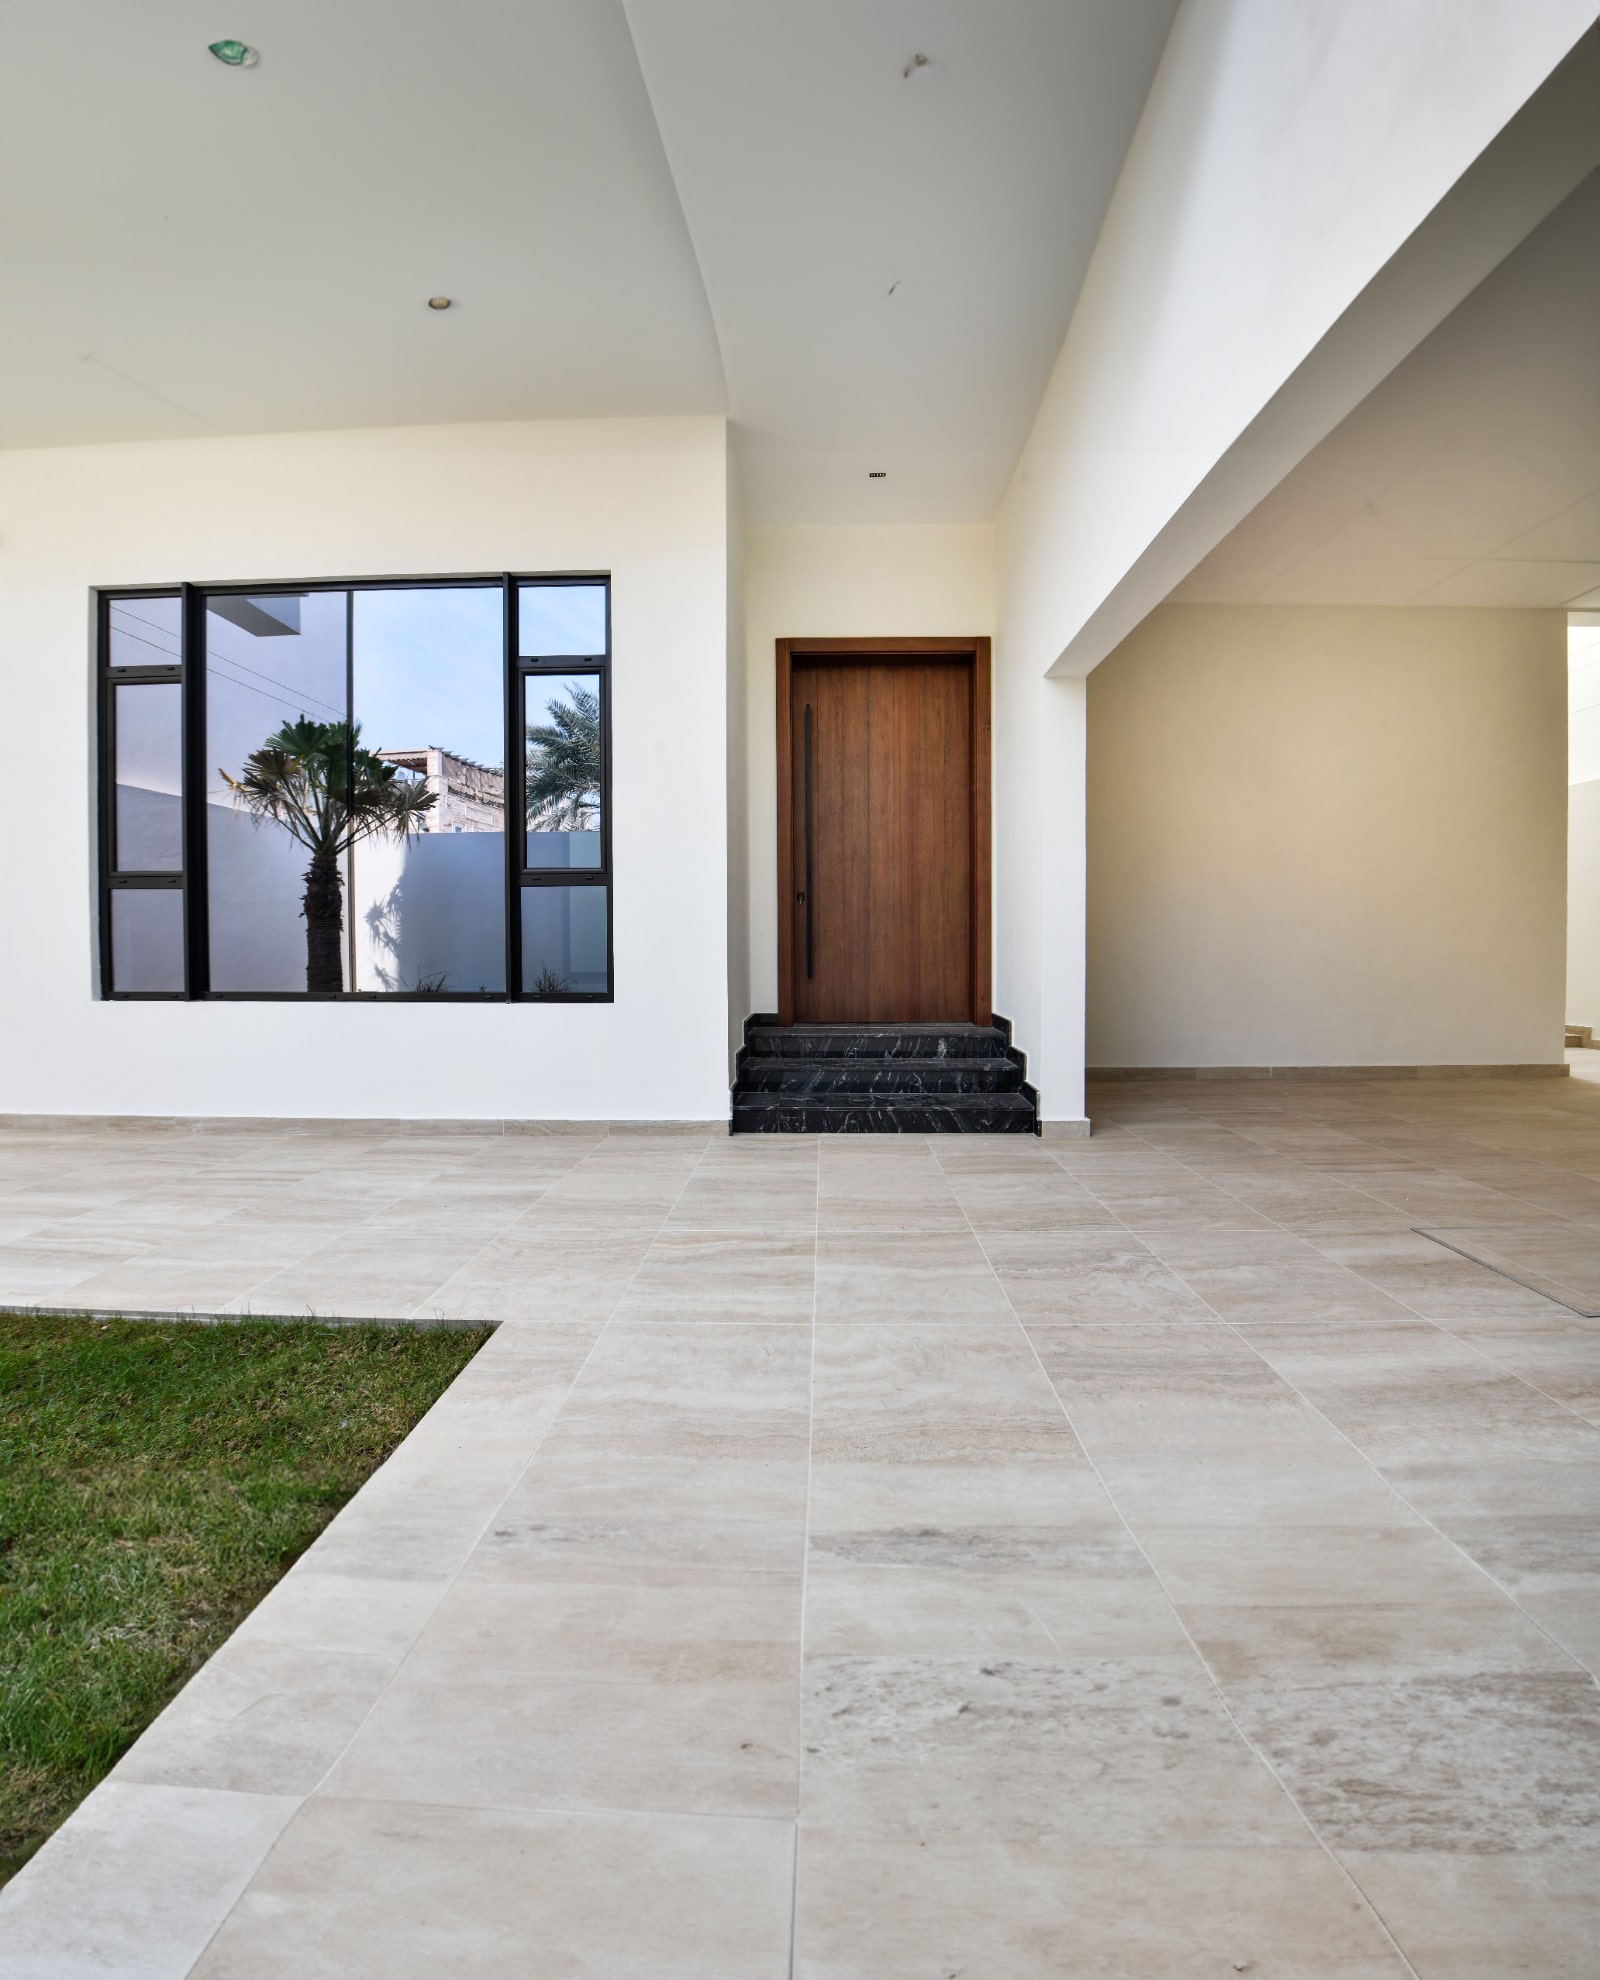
[95, 573, 613, 1004]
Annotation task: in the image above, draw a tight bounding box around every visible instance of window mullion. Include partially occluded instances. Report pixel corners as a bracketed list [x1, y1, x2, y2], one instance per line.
[180, 583, 210, 997]
[504, 574, 520, 1000]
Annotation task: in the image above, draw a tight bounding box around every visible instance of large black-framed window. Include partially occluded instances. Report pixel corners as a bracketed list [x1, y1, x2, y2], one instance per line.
[96, 574, 612, 1002]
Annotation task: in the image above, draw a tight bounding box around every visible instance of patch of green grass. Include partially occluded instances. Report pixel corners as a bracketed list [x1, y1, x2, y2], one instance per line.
[0, 1311, 490, 1885]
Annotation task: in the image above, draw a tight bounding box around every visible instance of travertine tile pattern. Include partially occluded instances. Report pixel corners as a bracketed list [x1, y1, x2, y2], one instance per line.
[1, 1077, 1599, 1975]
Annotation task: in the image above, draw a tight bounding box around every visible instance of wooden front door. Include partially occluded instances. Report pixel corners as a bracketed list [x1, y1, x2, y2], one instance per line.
[777, 640, 990, 1025]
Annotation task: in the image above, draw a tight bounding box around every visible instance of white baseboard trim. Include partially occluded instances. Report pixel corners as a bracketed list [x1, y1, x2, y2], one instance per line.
[1040, 1118, 1093, 1140]
[1087, 1064, 1569, 1082]
[0, 1114, 728, 1135]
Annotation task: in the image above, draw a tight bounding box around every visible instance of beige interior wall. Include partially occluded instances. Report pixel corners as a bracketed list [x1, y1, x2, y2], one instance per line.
[1087, 605, 1568, 1068]
[744, 525, 994, 1015]
[1568, 778, 1600, 1030]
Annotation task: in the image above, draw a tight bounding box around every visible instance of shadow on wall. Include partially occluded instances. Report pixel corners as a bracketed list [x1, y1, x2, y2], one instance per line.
[115, 789, 606, 996]
[358, 833, 505, 994]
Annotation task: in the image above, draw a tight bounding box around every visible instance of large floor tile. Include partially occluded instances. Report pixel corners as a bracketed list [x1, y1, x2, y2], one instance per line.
[1340, 1848, 1600, 1980]
[804, 1513, 1188, 1659]
[810, 1324, 1082, 1465]
[191, 1797, 793, 1979]
[664, 1172, 819, 1235]
[399, 1568, 802, 1683]
[800, 1653, 1305, 1845]
[110, 1641, 396, 1797]
[324, 1660, 798, 1817]
[1028, 1322, 1334, 1457]
[1132, 1521, 1491, 1610]
[4, 1093, 1598, 1975]
[793, 1834, 1411, 1980]
[987, 1230, 1219, 1323]
[474, 1450, 809, 1577]
[1183, 1597, 1580, 1684]
[614, 1230, 815, 1322]
[1094, 1449, 1409, 1526]
[1145, 1229, 1417, 1326]
[815, 1230, 1011, 1322]
[945, 1170, 1122, 1232]
[1230, 1669, 1600, 1850]
[1308, 1230, 1564, 1321]
[0, 1782, 299, 1980]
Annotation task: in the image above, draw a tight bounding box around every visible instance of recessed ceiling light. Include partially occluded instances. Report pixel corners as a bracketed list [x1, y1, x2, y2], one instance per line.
[869, 471, 887, 479]
[427, 296, 453, 311]
[208, 39, 259, 67]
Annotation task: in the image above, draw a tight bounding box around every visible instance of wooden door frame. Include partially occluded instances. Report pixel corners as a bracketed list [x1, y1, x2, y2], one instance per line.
[775, 636, 991, 1028]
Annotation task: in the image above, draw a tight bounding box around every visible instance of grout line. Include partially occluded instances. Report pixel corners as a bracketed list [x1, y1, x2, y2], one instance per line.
[946, 1185, 1426, 1980]
[1079, 1109, 1600, 1686]
[1077, 1099, 1600, 1422]
[1407, 1225, 1600, 1318]
[177, 1136, 720, 1979]
[787, 1137, 822, 1980]
[396, 1170, 596, 1324]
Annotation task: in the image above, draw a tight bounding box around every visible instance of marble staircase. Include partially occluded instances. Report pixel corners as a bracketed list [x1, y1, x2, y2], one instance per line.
[730, 1016, 1039, 1133]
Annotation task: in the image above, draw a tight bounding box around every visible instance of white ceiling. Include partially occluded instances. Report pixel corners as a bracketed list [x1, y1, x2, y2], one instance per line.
[625, 0, 1180, 523]
[0, 2, 726, 447]
[0, 0, 1178, 524]
[1171, 173, 1600, 611]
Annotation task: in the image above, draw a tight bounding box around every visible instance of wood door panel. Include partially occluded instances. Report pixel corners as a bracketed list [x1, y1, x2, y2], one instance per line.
[796, 661, 871, 1021]
[789, 656, 973, 1022]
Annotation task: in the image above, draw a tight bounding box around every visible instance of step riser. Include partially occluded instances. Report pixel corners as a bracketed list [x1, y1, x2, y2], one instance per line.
[733, 1018, 1037, 1134]
[744, 1036, 1009, 1062]
[741, 1064, 1023, 1095]
[733, 1101, 1037, 1134]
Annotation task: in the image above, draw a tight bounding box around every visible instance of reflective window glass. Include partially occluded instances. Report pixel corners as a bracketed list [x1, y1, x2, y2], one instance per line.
[518, 583, 606, 657]
[102, 577, 611, 1000]
[524, 673, 602, 870]
[108, 595, 181, 668]
[114, 683, 182, 871]
[350, 588, 506, 994]
[206, 592, 347, 992]
[521, 885, 607, 996]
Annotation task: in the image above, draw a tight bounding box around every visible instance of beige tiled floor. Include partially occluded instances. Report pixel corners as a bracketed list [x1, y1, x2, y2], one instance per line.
[1, 1079, 1599, 1975]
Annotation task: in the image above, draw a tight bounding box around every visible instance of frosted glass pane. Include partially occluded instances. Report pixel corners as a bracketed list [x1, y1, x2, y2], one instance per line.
[111, 889, 184, 992]
[518, 584, 606, 657]
[521, 886, 607, 996]
[114, 683, 182, 871]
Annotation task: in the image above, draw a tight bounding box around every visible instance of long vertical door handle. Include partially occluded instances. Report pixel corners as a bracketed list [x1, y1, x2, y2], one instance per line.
[803, 702, 814, 979]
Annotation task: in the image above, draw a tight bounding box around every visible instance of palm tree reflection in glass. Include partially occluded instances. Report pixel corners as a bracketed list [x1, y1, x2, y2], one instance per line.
[223, 718, 435, 993]
[524, 684, 601, 998]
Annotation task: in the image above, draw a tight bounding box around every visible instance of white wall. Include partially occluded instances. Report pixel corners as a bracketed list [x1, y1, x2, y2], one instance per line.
[1086, 606, 1568, 1068]
[991, 8, 1595, 1131]
[742, 525, 993, 1015]
[724, 434, 749, 1072]
[0, 416, 736, 1121]
[999, 2, 1599, 682]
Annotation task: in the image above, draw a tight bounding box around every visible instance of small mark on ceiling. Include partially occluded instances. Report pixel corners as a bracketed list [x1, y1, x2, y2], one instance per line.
[869, 471, 887, 479]
[903, 52, 929, 80]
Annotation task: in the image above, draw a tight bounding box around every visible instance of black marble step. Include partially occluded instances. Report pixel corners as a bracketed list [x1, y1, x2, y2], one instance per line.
[740, 1055, 1024, 1096]
[743, 1022, 1008, 1062]
[732, 1090, 1038, 1134]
